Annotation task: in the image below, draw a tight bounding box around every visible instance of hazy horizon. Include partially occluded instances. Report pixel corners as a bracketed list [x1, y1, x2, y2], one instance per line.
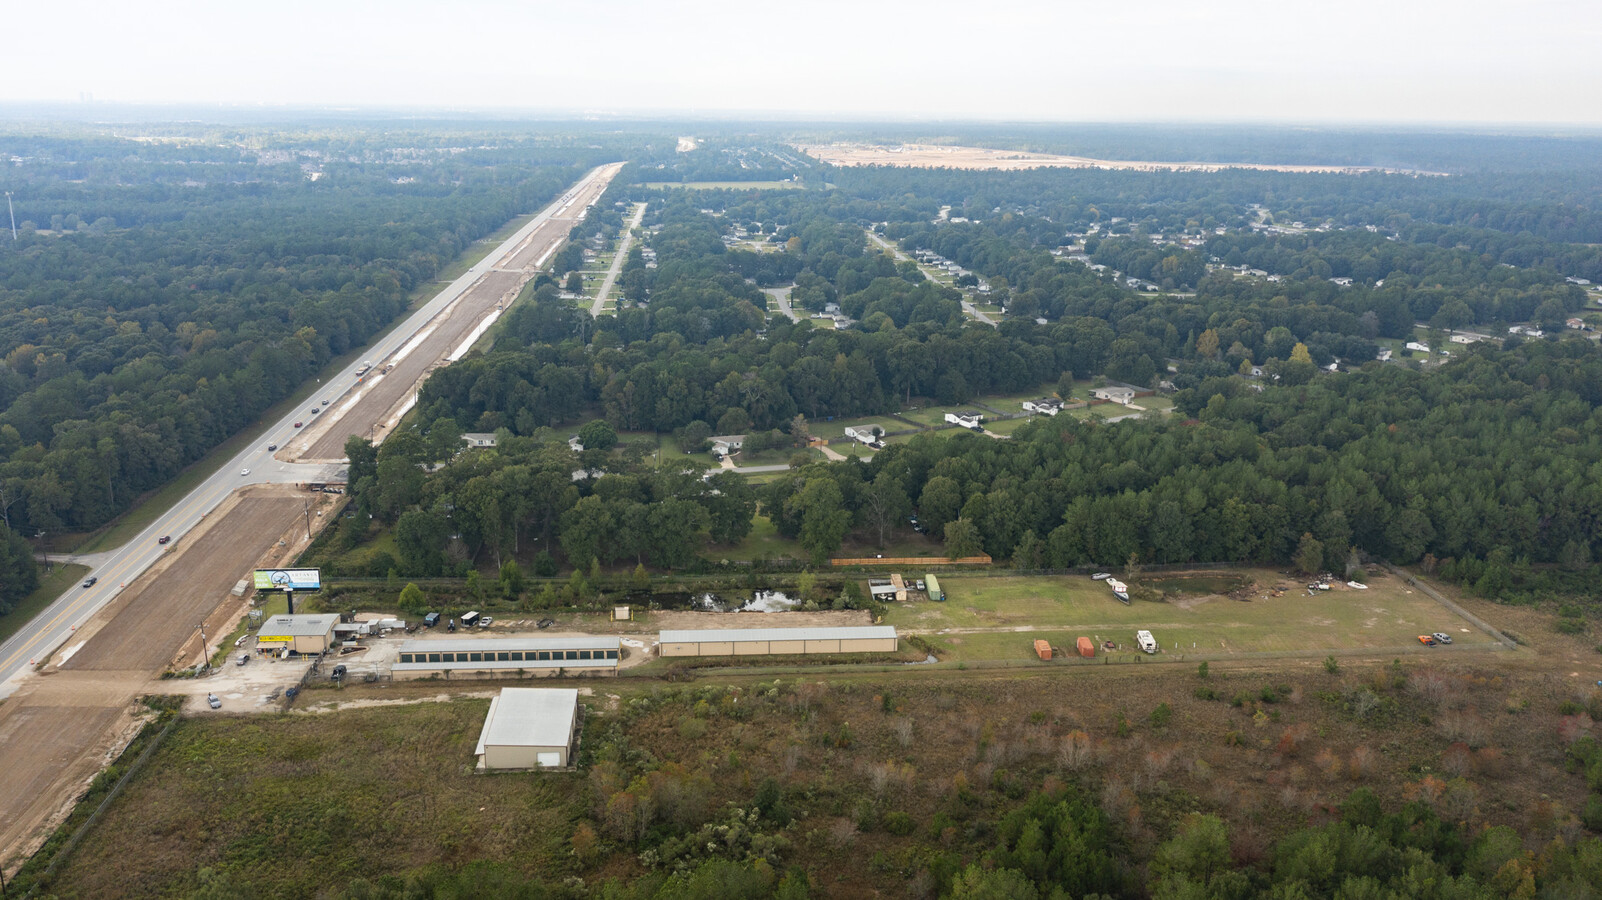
[8, 0, 1600, 126]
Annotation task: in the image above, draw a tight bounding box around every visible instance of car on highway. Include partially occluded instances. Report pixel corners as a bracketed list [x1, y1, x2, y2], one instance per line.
[321, 399, 329, 405]
[293, 422, 303, 428]
[158, 535, 171, 544]
[240, 468, 250, 476]
[1431, 632, 1454, 644]
[81, 576, 97, 588]
[309, 408, 319, 414]
[207, 693, 221, 709]
[267, 444, 277, 451]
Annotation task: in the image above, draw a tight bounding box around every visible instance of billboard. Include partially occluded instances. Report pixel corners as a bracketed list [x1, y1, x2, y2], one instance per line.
[252, 568, 322, 591]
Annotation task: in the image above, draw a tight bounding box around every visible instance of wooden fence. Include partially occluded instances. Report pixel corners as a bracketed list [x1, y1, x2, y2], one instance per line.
[830, 555, 991, 567]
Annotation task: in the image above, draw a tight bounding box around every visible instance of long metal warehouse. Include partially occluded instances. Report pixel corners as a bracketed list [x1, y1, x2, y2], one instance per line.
[393, 636, 621, 678]
[658, 625, 899, 657]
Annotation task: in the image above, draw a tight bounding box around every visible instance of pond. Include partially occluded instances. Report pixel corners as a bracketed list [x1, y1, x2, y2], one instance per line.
[637, 590, 801, 612]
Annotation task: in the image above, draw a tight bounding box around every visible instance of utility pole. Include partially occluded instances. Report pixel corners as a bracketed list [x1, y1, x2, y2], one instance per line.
[196, 622, 210, 673]
[303, 498, 312, 539]
[5, 192, 15, 241]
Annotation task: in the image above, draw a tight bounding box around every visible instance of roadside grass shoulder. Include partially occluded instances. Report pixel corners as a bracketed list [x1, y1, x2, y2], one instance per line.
[0, 564, 90, 646]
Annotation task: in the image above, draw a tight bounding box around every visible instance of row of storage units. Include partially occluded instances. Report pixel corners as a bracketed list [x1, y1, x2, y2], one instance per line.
[658, 625, 898, 657]
[393, 637, 622, 678]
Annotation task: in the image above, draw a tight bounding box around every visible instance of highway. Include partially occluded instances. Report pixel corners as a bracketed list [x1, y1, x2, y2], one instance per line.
[0, 163, 621, 698]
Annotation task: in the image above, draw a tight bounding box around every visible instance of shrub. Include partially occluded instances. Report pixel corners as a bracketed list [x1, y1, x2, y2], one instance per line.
[1150, 703, 1173, 728]
[1557, 618, 1587, 635]
[1323, 655, 1340, 674]
[1194, 686, 1219, 701]
[1197, 661, 1209, 679]
[883, 811, 915, 836]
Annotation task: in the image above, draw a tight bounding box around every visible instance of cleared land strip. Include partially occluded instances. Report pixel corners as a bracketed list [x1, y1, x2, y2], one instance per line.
[798, 142, 1448, 176]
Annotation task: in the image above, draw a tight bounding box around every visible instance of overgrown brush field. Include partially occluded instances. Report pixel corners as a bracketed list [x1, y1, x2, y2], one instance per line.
[44, 655, 1596, 898]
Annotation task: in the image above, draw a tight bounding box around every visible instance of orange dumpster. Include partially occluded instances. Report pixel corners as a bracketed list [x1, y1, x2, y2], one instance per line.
[1077, 636, 1095, 658]
[1034, 639, 1052, 660]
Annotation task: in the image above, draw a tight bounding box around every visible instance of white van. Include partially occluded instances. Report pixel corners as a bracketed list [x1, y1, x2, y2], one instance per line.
[1135, 630, 1158, 654]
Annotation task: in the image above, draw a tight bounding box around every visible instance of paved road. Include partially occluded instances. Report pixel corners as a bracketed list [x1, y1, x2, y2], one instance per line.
[0, 164, 621, 699]
[762, 284, 800, 322]
[301, 164, 620, 459]
[591, 202, 647, 317]
[866, 232, 995, 326]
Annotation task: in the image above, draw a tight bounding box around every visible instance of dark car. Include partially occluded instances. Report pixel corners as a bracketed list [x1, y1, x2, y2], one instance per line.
[310, 408, 319, 414]
[158, 535, 171, 544]
[331, 664, 347, 680]
[423, 612, 441, 627]
[267, 444, 277, 451]
[537, 618, 556, 629]
[82, 576, 98, 588]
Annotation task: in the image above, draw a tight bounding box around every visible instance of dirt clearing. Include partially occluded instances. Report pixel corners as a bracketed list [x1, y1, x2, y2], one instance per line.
[797, 142, 1443, 175]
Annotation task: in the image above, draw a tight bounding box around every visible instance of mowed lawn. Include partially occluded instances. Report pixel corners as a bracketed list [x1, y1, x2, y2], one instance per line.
[882, 570, 1498, 662]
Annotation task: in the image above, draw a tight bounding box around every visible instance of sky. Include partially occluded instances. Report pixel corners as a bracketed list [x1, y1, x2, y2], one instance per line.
[6, 0, 1601, 125]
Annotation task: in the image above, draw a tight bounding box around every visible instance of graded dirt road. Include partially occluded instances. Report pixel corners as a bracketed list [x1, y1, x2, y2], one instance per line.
[0, 485, 314, 865]
[298, 164, 620, 461]
[62, 492, 306, 672]
[797, 142, 1445, 175]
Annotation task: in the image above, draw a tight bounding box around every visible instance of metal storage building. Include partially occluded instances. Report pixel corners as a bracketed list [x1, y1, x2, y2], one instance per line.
[256, 614, 339, 654]
[474, 688, 579, 770]
[658, 625, 898, 657]
[393, 636, 621, 679]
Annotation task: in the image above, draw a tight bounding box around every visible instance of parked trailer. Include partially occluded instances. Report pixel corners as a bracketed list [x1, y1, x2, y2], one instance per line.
[1077, 636, 1095, 658]
[1135, 630, 1158, 654]
[925, 574, 945, 602]
[1034, 639, 1052, 661]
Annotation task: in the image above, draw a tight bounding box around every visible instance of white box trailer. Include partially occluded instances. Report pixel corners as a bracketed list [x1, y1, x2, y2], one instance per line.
[1136, 630, 1158, 654]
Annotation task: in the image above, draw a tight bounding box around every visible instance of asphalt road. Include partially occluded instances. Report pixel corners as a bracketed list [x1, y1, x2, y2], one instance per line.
[0, 164, 621, 698]
[591, 201, 647, 317]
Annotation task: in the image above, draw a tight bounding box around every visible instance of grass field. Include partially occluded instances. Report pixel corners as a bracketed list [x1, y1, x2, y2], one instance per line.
[982, 416, 1036, 435]
[0, 563, 89, 646]
[882, 570, 1497, 663]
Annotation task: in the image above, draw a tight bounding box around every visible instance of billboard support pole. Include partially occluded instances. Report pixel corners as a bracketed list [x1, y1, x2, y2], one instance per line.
[286, 587, 293, 615]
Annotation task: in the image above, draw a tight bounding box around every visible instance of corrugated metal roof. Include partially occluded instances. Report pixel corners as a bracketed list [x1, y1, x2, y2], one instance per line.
[477, 688, 578, 750]
[658, 626, 898, 644]
[259, 614, 339, 637]
[399, 636, 620, 653]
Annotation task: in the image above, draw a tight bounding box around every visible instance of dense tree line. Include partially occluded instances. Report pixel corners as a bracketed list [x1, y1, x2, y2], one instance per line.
[0, 520, 38, 614]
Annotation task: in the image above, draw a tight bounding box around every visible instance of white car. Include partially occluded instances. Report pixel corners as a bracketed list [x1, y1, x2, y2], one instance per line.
[240, 468, 250, 476]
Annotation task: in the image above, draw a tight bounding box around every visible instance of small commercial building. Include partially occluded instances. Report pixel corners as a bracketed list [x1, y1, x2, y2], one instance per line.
[474, 688, 579, 770]
[256, 614, 339, 655]
[658, 626, 899, 657]
[393, 636, 621, 679]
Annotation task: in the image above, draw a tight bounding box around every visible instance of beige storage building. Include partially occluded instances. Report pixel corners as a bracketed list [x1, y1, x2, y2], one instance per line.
[474, 688, 579, 770]
[658, 625, 899, 657]
[256, 614, 339, 655]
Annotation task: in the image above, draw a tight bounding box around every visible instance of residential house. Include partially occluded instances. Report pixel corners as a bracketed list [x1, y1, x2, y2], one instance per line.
[567, 435, 584, 453]
[462, 433, 499, 448]
[709, 435, 745, 458]
[1022, 398, 1063, 416]
[1405, 342, 1431, 353]
[1090, 386, 1137, 404]
[843, 425, 885, 447]
[944, 411, 984, 430]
